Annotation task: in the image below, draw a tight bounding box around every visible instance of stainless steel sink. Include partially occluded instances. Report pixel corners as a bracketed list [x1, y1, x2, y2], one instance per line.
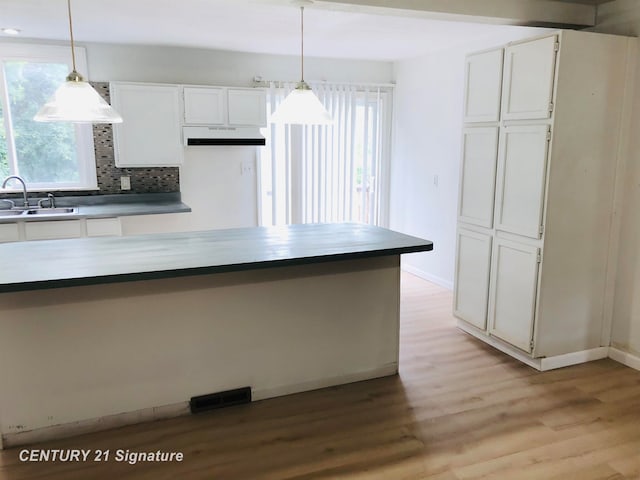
[0, 207, 78, 218]
[25, 207, 77, 216]
[0, 209, 26, 217]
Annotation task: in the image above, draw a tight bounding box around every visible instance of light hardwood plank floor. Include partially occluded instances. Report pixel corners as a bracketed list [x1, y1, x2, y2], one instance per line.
[1, 273, 639, 479]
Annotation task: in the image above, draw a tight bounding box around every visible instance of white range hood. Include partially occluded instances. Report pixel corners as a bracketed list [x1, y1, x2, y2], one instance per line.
[183, 126, 265, 146]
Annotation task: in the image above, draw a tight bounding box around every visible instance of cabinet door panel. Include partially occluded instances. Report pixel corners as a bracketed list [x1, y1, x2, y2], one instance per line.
[459, 127, 499, 228]
[228, 88, 266, 126]
[463, 48, 503, 123]
[183, 87, 225, 125]
[0, 223, 20, 243]
[502, 35, 558, 120]
[86, 218, 122, 237]
[454, 229, 492, 330]
[495, 125, 549, 239]
[111, 83, 183, 167]
[24, 220, 82, 241]
[488, 238, 539, 353]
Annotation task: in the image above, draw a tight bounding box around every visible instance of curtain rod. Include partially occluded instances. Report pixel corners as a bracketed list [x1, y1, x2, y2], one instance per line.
[252, 76, 395, 89]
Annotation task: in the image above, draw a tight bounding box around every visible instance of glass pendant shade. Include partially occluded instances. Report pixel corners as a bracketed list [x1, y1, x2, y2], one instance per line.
[33, 0, 122, 124]
[270, 3, 333, 125]
[270, 81, 333, 125]
[34, 72, 123, 123]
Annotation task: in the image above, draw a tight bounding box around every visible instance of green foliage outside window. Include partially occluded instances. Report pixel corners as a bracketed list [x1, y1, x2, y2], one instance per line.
[1, 61, 79, 183]
[0, 105, 8, 178]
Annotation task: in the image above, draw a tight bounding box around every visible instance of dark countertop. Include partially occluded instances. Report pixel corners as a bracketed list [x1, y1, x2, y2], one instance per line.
[0, 193, 190, 223]
[0, 223, 433, 293]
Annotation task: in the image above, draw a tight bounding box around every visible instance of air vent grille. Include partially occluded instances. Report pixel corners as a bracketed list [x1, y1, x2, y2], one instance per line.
[190, 386, 252, 413]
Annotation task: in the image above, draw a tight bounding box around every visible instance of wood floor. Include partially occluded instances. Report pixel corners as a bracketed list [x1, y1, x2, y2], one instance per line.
[1, 273, 639, 479]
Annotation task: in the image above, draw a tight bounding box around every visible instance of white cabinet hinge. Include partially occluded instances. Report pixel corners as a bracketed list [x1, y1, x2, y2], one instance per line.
[539, 224, 545, 235]
[548, 103, 554, 114]
[536, 252, 542, 263]
[554, 41, 560, 52]
[530, 339, 535, 350]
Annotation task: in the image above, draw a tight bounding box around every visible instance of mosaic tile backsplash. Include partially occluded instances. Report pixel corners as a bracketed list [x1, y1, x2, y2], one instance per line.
[91, 82, 180, 195]
[0, 83, 179, 203]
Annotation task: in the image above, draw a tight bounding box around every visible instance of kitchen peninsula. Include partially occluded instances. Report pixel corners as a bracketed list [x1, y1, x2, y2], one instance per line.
[0, 223, 432, 448]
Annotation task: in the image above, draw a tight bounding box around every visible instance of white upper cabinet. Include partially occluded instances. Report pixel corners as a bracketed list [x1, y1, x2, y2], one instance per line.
[228, 88, 267, 126]
[463, 48, 504, 123]
[494, 125, 550, 239]
[183, 86, 266, 127]
[183, 87, 225, 125]
[458, 127, 499, 228]
[454, 228, 492, 330]
[110, 82, 183, 167]
[488, 238, 540, 353]
[502, 35, 558, 121]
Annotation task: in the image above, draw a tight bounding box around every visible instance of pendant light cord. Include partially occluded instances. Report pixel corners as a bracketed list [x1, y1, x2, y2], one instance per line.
[67, 0, 77, 72]
[300, 5, 305, 83]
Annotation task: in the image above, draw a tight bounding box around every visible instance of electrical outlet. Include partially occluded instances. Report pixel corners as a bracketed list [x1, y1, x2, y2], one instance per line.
[120, 176, 131, 190]
[241, 162, 254, 175]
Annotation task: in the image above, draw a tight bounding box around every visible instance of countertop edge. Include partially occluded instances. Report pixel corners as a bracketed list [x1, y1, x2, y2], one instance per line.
[0, 243, 432, 293]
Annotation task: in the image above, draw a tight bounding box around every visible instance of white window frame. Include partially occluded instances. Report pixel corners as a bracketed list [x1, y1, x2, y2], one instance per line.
[0, 43, 97, 191]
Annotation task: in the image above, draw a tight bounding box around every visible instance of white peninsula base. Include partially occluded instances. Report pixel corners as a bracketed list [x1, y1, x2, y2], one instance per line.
[0, 256, 401, 448]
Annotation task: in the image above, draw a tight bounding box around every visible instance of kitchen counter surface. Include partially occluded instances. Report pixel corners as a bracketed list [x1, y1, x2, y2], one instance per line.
[0, 193, 190, 223]
[0, 223, 433, 293]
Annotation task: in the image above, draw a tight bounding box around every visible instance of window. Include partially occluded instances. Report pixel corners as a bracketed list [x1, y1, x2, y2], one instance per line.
[0, 44, 97, 190]
[260, 82, 392, 227]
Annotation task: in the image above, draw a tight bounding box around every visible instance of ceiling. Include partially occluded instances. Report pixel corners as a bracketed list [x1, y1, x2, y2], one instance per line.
[0, 0, 610, 62]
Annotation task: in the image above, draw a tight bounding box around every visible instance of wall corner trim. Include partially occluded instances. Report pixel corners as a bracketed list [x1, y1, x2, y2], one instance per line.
[609, 347, 640, 372]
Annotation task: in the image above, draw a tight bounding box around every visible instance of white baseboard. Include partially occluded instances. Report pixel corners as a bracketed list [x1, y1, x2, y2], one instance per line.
[457, 320, 610, 371]
[539, 347, 609, 371]
[1, 365, 398, 449]
[401, 264, 453, 290]
[252, 364, 398, 401]
[2, 402, 190, 449]
[609, 347, 640, 371]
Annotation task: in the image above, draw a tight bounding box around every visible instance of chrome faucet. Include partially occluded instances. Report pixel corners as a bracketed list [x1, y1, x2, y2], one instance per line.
[0, 199, 15, 210]
[1, 175, 29, 208]
[38, 193, 56, 209]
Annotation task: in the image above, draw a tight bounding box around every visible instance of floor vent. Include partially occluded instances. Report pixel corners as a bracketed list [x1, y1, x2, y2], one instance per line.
[190, 387, 252, 414]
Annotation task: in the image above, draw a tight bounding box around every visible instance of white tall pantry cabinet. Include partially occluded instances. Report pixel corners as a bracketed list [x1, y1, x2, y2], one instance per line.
[454, 30, 635, 370]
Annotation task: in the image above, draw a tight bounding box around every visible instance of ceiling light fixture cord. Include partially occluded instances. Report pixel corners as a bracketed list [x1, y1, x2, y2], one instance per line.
[67, 0, 77, 73]
[33, 0, 123, 122]
[300, 5, 305, 83]
[268, 0, 332, 124]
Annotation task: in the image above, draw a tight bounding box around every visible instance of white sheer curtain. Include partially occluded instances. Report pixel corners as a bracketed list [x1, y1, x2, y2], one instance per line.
[259, 81, 393, 227]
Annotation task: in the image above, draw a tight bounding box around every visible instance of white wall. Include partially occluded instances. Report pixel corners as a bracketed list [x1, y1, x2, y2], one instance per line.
[593, 0, 640, 357]
[82, 42, 393, 234]
[389, 27, 545, 289]
[390, 48, 463, 289]
[120, 148, 260, 235]
[86, 43, 394, 87]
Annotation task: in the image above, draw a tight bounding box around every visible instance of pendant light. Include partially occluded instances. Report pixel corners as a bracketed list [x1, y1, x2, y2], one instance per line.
[34, 0, 122, 123]
[270, 1, 333, 125]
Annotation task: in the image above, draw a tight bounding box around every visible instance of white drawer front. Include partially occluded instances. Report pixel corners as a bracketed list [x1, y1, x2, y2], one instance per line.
[0, 223, 20, 243]
[86, 218, 122, 237]
[24, 220, 83, 241]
